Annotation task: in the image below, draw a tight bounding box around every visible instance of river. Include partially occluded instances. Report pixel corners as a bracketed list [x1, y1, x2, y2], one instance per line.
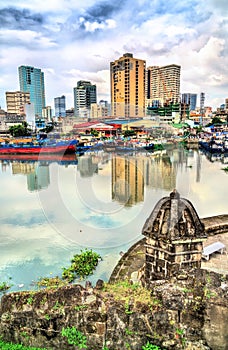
[0, 146, 227, 293]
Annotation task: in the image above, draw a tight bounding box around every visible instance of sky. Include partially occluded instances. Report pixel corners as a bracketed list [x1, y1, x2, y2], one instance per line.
[0, 0, 228, 111]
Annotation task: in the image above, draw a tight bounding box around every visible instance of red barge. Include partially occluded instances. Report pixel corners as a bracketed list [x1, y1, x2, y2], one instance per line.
[0, 140, 77, 155]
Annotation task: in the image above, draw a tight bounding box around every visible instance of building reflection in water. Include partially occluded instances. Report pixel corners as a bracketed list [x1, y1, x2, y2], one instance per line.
[1, 147, 221, 204]
[77, 155, 98, 177]
[11, 161, 50, 191]
[145, 152, 176, 191]
[112, 155, 144, 206]
[27, 164, 50, 191]
[111, 151, 177, 206]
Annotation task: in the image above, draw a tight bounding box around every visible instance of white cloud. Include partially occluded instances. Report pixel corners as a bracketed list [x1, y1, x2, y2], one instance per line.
[0, 0, 227, 110]
[83, 18, 116, 32]
[0, 29, 57, 48]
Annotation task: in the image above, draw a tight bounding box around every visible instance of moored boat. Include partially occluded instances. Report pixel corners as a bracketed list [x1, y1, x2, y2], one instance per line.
[199, 139, 227, 154]
[103, 140, 154, 153]
[0, 139, 77, 155]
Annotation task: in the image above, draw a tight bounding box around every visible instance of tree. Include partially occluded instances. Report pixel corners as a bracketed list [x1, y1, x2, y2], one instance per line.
[9, 122, 31, 137]
[90, 128, 99, 137]
[123, 130, 136, 137]
[206, 116, 223, 127]
[39, 124, 54, 133]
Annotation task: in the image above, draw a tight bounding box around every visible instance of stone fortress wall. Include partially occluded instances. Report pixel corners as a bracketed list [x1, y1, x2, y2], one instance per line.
[0, 192, 227, 350]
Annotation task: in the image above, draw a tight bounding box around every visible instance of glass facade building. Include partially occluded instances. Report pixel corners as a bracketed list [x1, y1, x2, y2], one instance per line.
[54, 95, 66, 117]
[181, 93, 197, 111]
[18, 65, 46, 117]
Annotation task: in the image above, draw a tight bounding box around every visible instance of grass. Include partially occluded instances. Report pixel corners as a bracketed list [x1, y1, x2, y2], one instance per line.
[0, 340, 48, 350]
[36, 276, 68, 289]
[102, 280, 161, 309]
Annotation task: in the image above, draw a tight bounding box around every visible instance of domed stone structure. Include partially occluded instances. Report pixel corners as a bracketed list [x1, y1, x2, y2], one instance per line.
[142, 189, 207, 284]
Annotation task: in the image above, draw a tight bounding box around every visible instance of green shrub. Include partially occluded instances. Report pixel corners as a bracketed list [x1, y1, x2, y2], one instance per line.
[61, 326, 87, 348]
[62, 249, 101, 281]
[0, 339, 48, 349]
[142, 342, 163, 350]
[0, 282, 12, 292]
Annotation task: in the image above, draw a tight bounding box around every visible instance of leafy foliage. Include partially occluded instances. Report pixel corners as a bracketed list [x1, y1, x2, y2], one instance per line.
[62, 249, 101, 282]
[61, 326, 87, 348]
[90, 128, 99, 137]
[0, 281, 11, 292]
[9, 122, 31, 137]
[123, 130, 136, 137]
[0, 339, 48, 349]
[142, 342, 163, 350]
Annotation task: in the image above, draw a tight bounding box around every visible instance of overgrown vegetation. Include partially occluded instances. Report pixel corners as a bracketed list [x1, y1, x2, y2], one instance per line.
[0, 339, 48, 350]
[61, 326, 87, 348]
[36, 249, 101, 289]
[142, 342, 163, 350]
[37, 276, 68, 289]
[0, 281, 12, 292]
[61, 327, 162, 350]
[102, 280, 161, 309]
[62, 249, 101, 282]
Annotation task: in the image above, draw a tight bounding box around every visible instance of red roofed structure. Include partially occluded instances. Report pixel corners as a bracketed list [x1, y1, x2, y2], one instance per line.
[73, 120, 121, 136]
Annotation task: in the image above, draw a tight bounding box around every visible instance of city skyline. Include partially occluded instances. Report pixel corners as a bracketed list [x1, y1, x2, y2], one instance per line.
[0, 0, 227, 111]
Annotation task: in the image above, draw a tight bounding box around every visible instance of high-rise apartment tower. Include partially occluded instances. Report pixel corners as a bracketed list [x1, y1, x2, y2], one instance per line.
[73, 81, 97, 118]
[5, 91, 30, 115]
[18, 65, 46, 117]
[146, 64, 181, 106]
[110, 53, 146, 118]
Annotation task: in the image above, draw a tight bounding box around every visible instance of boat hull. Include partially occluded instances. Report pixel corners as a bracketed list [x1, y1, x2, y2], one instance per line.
[0, 144, 76, 155]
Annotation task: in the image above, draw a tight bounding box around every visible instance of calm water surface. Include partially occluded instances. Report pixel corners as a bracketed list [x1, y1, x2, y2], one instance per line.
[0, 147, 227, 292]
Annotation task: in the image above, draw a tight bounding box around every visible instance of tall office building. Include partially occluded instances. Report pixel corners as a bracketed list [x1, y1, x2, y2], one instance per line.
[73, 81, 97, 118]
[42, 106, 52, 121]
[54, 95, 66, 117]
[110, 53, 146, 118]
[18, 65, 46, 117]
[181, 93, 197, 111]
[146, 64, 181, 106]
[5, 91, 30, 115]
